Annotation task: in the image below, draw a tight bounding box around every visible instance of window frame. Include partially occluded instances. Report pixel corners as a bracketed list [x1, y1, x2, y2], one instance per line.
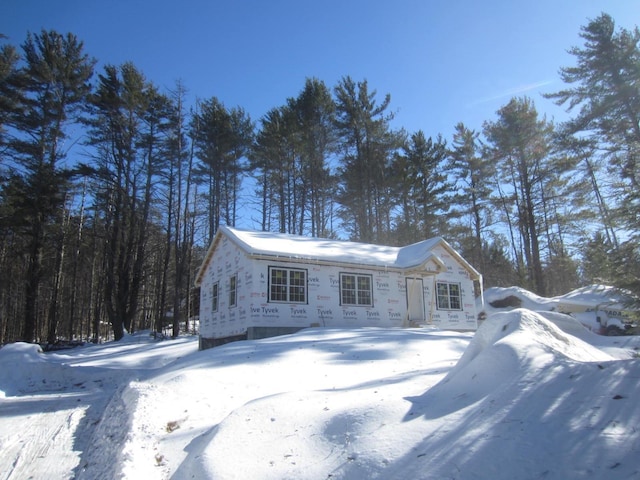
[211, 282, 219, 312]
[436, 281, 462, 311]
[268, 266, 308, 304]
[340, 272, 373, 306]
[229, 274, 237, 308]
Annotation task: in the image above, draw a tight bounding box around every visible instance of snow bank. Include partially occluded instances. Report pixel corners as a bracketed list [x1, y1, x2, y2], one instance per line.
[0, 342, 51, 397]
[0, 341, 118, 397]
[432, 310, 615, 412]
[480, 284, 639, 335]
[457, 309, 613, 369]
[136, 313, 639, 480]
[482, 285, 630, 315]
[402, 309, 639, 479]
[122, 328, 469, 480]
[2, 303, 640, 480]
[559, 284, 627, 305]
[482, 286, 556, 312]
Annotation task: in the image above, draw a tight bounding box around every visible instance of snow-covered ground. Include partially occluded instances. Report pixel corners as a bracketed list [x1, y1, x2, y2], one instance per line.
[1, 286, 639, 479]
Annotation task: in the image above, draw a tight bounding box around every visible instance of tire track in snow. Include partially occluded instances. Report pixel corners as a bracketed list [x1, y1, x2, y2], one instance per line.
[0, 400, 86, 480]
[73, 382, 139, 480]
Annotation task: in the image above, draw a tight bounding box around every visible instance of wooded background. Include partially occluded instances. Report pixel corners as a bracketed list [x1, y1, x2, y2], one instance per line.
[0, 13, 638, 344]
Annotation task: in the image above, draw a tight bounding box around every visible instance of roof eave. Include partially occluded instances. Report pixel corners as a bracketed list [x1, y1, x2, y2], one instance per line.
[197, 227, 482, 286]
[437, 238, 482, 281]
[246, 252, 404, 273]
[194, 228, 225, 287]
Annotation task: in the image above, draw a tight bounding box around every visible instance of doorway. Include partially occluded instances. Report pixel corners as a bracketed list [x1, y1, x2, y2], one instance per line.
[405, 277, 425, 324]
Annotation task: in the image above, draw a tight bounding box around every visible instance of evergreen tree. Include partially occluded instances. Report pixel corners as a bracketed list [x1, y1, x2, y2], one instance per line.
[547, 13, 640, 302]
[580, 231, 615, 284]
[447, 122, 495, 271]
[547, 13, 640, 172]
[84, 63, 166, 340]
[392, 131, 450, 243]
[250, 79, 338, 237]
[290, 78, 338, 237]
[191, 97, 252, 240]
[2, 30, 94, 342]
[333, 76, 401, 243]
[478, 239, 520, 288]
[556, 134, 619, 251]
[191, 97, 233, 239]
[0, 36, 21, 343]
[251, 104, 299, 233]
[225, 105, 254, 226]
[484, 97, 554, 295]
[165, 82, 196, 337]
[0, 36, 19, 156]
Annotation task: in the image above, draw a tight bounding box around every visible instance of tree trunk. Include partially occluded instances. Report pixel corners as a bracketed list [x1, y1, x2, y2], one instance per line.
[23, 238, 41, 342]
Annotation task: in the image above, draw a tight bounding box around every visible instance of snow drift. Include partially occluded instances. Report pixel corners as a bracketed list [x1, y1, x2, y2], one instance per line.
[408, 310, 638, 479]
[176, 311, 640, 479]
[1, 289, 639, 479]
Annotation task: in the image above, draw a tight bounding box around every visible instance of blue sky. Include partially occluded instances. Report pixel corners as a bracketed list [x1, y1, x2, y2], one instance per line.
[2, 0, 639, 140]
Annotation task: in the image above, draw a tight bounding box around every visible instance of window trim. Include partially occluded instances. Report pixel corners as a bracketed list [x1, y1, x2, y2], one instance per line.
[268, 266, 308, 304]
[229, 274, 237, 308]
[339, 272, 373, 306]
[211, 282, 219, 312]
[436, 281, 462, 311]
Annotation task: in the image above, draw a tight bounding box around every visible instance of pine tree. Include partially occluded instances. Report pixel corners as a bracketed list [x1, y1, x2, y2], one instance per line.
[84, 63, 165, 340]
[165, 82, 196, 337]
[333, 76, 401, 243]
[546, 13, 640, 303]
[2, 30, 94, 342]
[0, 36, 21, 343]
[547, 14, 640, 168]
[483, 97, 554, 295]
[251, 79, 338, 237]
[251, 104, 300, 234]
[0, 37, 19, 153]
[191, 98, 253, 240]
[392, 131, 450, 243]
[447, 123, 495, 271]
[290, 78, 337, 237]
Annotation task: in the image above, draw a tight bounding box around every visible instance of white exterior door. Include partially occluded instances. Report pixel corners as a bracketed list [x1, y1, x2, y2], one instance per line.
[405, 277, 425, 323]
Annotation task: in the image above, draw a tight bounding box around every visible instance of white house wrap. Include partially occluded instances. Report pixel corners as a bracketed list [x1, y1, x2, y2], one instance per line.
[195, 226, 481, 349]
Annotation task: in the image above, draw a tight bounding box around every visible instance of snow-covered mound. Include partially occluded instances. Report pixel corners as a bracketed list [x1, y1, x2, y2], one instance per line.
[482, 284, 628, 314]
[396, 310, 640, 479]
[2, 309, 640, 479]
[482, 285, 557, 311]
[131, 314, 639, 480]
[119, 328, 471, 479]
[456, 309, 612, 372]
[480, 284, 638, 334]
[560, 284, 628, 304]
[0, 342, 71, 397]
[0, 332, 181, 398]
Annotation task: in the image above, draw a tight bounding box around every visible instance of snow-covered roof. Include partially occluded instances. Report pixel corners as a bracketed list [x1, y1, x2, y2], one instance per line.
[228, 226, 439, 268]
[196, 226, 481, 286]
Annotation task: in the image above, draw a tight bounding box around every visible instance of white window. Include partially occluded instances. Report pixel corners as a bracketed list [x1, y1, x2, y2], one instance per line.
[211, 282, 219, 312]
[269, 267, 307, 303]
[436, 282, 461, 310]
[229, 274, 237, 307]
[340, 273, 372, 306]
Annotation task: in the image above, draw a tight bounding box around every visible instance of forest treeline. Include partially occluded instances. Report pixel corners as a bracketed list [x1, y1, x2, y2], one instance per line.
[0, 13, 638, 344]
